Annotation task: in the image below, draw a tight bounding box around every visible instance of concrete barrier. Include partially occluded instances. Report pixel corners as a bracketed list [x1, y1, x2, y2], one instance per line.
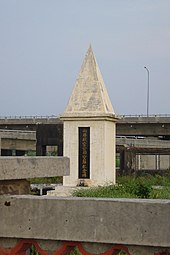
[0, 150, 169, 254]
[0, 156, 70, 195]
[0, 196, 169, 248]
[0, 156, 69, 180]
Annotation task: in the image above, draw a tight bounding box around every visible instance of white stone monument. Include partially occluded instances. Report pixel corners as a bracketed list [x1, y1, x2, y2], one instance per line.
[60, 46, 117, 187]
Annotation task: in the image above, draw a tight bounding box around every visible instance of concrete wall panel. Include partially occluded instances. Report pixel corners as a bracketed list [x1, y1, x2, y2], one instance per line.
[0, 156, 69, 180]
[0, 196, 169, 247]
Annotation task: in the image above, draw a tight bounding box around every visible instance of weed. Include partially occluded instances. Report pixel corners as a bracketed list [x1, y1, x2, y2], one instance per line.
[73, 175, 170, 199]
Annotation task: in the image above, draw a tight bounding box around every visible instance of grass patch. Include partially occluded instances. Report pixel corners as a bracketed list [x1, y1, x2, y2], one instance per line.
[73, 174, 170, 199]
[150, 186, 170, 199]
[73, 185, 137, 199]
[117, 173, 170, 187]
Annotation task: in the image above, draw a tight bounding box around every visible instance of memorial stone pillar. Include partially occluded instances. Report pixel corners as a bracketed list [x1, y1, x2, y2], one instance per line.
[60, 46, 118, 186]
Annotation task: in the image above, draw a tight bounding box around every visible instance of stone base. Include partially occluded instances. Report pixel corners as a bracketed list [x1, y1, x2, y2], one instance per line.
[63, 177, 115, 187]
[47, 185, 90, 197]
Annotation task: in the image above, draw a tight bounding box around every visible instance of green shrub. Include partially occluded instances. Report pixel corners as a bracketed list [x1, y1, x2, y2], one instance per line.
[122, 178, 152, 198]
[150, 187, 170, 199]
[133, 182, 152, 198]
[73, 175, 170, 199]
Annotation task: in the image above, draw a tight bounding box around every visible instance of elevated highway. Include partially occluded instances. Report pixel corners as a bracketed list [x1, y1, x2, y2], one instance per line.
[1, 128, 169, 153]
[0, 129, 35, 140]
[0, 115, 170, 137]
[116, 137, 170, 174]
[118, 115, 170, 137]
[0, 115, 170, 173]
[0, 129, 36, 155]
[0, 116, 62, 131]
[117, 137, 170, 150]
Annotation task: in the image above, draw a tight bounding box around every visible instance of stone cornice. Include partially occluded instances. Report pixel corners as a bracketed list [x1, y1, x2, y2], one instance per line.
[60, 113, 119, 122]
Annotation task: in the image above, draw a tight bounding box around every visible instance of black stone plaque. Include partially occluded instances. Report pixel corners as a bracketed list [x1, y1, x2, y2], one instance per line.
[79, 127, 90, 179]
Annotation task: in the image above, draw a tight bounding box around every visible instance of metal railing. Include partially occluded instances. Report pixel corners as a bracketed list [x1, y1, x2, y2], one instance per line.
[0, 115, 59, 119]
[0, 114, 170, 120]
[118, 114, 170, 118]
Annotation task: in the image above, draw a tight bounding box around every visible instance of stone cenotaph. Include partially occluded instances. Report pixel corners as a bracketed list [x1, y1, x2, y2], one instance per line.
[60, 46, 117, 186]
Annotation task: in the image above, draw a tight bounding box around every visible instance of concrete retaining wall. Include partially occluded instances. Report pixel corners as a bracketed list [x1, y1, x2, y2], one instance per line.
[0, 196, 169, 248]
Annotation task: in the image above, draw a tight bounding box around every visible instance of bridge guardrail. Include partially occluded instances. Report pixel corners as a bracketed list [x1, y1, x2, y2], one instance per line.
[0, 115, 59, 120]
[118, 114, 170, 118]
[1, 114, 170, 120]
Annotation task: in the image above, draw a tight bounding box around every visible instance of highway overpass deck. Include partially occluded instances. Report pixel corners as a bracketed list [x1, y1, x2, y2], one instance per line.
[0, 115, 170, 136]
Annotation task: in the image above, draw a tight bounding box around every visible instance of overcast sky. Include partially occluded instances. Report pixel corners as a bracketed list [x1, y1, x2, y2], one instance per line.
[0, 0, 170, 116]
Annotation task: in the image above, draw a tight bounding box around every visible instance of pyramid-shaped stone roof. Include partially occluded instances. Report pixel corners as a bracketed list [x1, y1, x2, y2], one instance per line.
[61, 46, 116, 119]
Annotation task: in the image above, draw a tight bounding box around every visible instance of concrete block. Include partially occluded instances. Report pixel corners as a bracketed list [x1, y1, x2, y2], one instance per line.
[0, 179, 30, 195]
[0, 196, 169, 247]
[0, 156, 69, 180]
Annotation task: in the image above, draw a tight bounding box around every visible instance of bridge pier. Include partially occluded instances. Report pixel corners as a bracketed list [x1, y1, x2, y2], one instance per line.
[36, 144, 47, 156]
[119, 149, 136, 175]
[36, 124, 63, 156]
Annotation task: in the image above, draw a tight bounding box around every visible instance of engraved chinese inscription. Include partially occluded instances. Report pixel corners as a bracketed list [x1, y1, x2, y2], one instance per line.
[79, 127, 90, 178]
